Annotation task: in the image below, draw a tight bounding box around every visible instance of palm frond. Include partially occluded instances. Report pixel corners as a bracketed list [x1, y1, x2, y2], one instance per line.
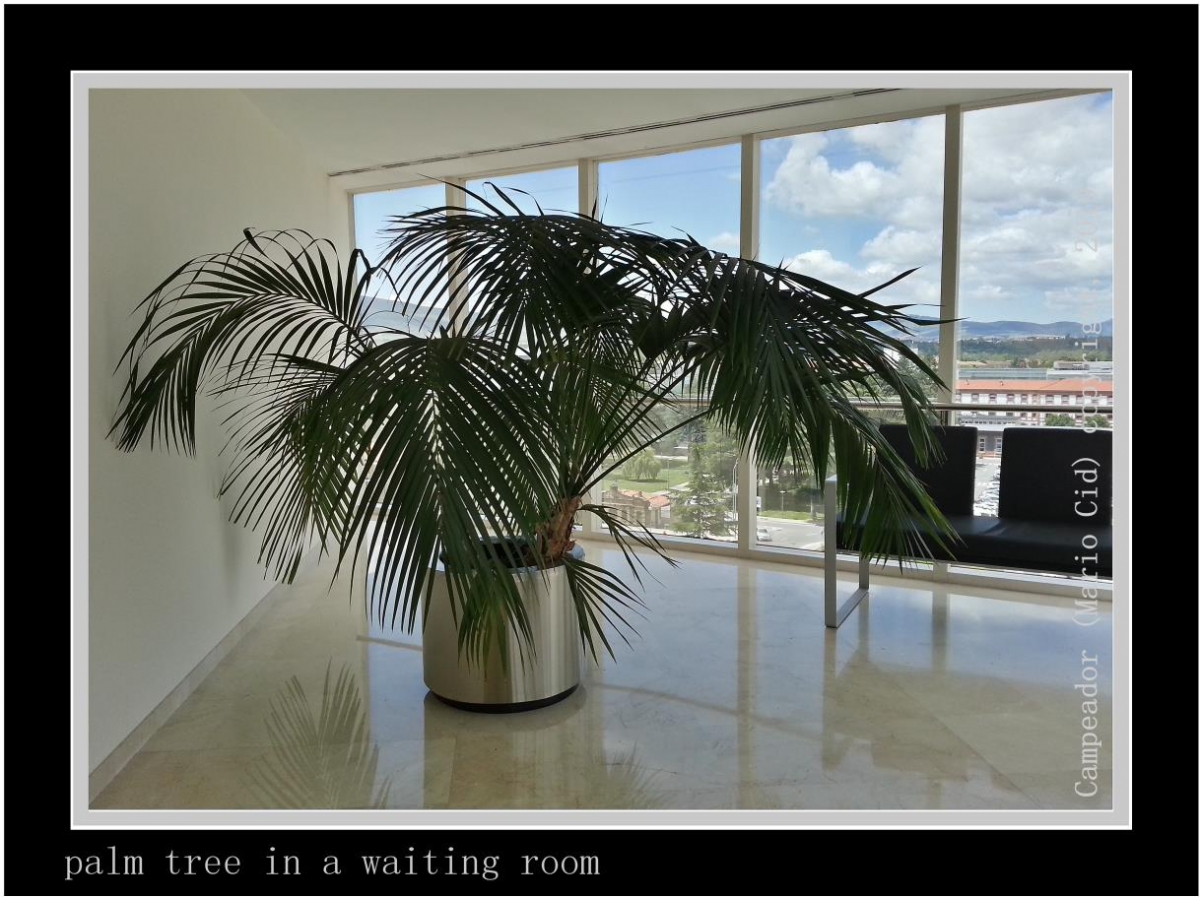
[112, 231, 373, 455]
[114, 197, 953, 667]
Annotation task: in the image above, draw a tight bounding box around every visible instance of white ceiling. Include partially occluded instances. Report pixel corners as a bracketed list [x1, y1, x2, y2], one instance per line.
[243, 88, 834, 173]
[241, 86, 1093, 188]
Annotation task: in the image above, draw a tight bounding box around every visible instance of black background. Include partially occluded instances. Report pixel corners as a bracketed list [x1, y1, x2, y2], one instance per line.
[6, 3, 1153, 894]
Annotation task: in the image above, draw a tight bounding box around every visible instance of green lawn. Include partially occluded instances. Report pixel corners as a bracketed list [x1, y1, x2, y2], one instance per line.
[758, 509, 814, 521]
[609, 464, 692, 494]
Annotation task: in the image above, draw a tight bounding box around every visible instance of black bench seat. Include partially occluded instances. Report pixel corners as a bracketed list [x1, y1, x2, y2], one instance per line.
[836, 512, 1112, 577]
[824, 425, 1113, 627]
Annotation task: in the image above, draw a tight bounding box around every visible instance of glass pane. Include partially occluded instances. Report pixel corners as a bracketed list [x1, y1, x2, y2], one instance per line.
[755, 118, 945, 548]
[958, 94, 1114, 517]
[353, 182, 445, 266]
[352, 182, 447, 337]
[760, 116, 945, 391]
[597, 403, 739, 546]
[752, 406, 910, 551]
[599, 143, 741, 241]
[594, 145, 742, 545]
[459, 168, 579, 350]
[464, 166, 578, 216]
[753, 456, 825, 551]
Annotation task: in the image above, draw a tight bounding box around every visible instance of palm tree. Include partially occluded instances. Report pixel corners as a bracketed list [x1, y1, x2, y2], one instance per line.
[111, 185, 952, 665]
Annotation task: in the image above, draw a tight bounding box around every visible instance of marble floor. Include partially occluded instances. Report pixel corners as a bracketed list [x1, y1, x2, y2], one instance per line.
[93, 540, 1113, 811]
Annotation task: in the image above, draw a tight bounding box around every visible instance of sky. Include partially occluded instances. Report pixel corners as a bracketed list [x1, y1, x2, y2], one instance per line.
[354, 92, 1114, 327]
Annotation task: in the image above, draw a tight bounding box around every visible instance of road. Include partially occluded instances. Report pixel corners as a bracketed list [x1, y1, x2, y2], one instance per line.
[975, 458, 1001, 499]
[754, 516, 825, 550]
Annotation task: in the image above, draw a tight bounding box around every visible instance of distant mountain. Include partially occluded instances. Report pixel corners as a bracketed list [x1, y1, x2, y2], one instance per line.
[362, 295, 1115, 344]
[362, 296, 441, 333]
[882, 318, 1114, 341]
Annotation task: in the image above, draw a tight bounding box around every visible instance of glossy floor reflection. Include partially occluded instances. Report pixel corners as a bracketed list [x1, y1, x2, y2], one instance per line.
[93, 541, 1113, 811]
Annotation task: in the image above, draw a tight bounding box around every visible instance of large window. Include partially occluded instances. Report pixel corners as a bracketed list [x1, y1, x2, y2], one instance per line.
[464, 166, 577, 216]
[352, 182, 446, 336]
[596, 145, 742, 544]
[958, 94, 1114, 515]
[597, 401, 741, 546]
[353, 182, 445, 266]
[460, 167, 579, 349]
[959, 95, 1113, 352]
[754, 118, 945, 549]
[760, 117, 945, 334]
[599, 143, 740, 240]
[345, 90, 1118, 582]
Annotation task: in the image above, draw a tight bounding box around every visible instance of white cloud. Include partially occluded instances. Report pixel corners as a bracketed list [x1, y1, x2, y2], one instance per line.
[781, 249, 942, 313]
[762, 95, 1114, 322]
[707, 231, 741, 254]
[784, 248, 857, 282]
[861, 226, 941, 266]
[1040, 286, 1113, 321]
[765, 116, 944, 230]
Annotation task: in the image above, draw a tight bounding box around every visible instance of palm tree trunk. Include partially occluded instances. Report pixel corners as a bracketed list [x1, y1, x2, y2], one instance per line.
[538, 495, 582, 564]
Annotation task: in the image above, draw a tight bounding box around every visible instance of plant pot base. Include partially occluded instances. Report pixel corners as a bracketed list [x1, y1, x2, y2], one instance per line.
[429, 683, 578, 714]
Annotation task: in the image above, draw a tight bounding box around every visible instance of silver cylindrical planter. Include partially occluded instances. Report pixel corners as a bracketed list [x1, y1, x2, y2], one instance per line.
[422, 546, 583, 712]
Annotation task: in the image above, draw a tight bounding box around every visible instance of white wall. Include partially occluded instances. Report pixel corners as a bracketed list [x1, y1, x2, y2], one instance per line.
[89, 90, 335, 768]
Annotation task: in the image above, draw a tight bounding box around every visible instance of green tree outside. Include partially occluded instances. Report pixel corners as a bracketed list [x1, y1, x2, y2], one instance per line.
[668, 441, 734, 538]
[668, 480, 733, 538]
[623, 448, 662, 481]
